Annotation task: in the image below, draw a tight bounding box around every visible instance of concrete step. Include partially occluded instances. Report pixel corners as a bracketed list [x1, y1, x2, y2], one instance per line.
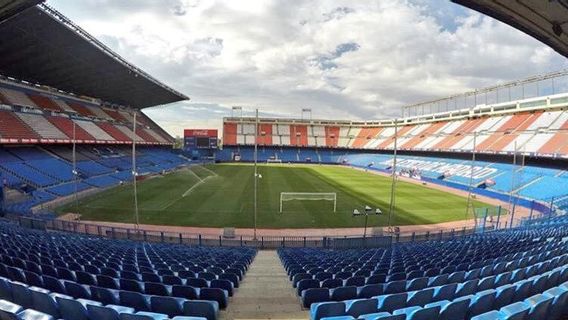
[221, 250, 307, 319]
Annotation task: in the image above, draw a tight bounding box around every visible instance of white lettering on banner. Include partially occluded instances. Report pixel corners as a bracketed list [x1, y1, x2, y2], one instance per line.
[193, 130, 210, 136]
[381, 159, 497, 180]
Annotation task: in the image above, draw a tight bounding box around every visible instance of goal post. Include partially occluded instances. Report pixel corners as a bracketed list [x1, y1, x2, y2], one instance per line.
[267, 159, 282, 164]
[280, 192, 337, 213]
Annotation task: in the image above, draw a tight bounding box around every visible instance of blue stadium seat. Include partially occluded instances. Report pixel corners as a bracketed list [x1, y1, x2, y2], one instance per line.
[0, 299, 23, 320]
[331, 286, 357, 301]
[345, 298, 378, 318]
[210, 279, 233, 297]
[90, 286, 120, 305]
[150, 296, 184, 317]
[182, 300, 219, 320]
[119, 291, 151, 312]
[310, 301, 346, 320]
[144, 282, 170, 296]
[377, 293, 407, 313]
[302, 288, 330, 308]
[322, 279, 343, 289]
[29, 289, 61, 318]
[406, 288, 434, 307]
[298, 279, 320, 296]
[55, 296, 102, 320]
[357, 284, 383, 299]
[199, 288, 228, 309]
[87, 304, 135, 320]
[543, 286, 568, 320]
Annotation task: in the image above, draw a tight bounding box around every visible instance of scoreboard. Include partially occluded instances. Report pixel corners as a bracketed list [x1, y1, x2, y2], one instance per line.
[183, 129, 218, 159]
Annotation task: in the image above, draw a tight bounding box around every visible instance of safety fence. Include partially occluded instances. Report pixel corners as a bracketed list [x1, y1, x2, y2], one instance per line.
[14, 216, 504, 249]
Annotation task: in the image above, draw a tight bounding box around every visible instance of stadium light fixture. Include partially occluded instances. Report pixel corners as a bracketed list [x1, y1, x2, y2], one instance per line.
[231, 106, 243, 118]
[301, 108, 312, 120]
[353, 205, 379, 238]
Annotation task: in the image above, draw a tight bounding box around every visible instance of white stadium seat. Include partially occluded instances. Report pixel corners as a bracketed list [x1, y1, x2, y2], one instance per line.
[74, 120, 115, 141]
[17, 112, 68, 140]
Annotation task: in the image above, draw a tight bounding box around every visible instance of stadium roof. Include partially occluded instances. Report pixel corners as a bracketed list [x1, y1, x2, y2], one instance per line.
[453, 0, 568, 59]
[0, 0, 42, 22]
[0, 4, 189, 108]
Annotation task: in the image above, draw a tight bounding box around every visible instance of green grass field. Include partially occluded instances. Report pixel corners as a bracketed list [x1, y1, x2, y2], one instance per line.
[57, 163, 494, 228]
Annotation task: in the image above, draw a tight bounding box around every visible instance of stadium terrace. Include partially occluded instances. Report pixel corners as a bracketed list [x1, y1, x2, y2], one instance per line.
[0, 1, 568, 320]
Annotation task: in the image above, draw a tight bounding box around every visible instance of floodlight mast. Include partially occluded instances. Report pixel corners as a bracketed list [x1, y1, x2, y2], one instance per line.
[72, 121, 79, 218]
[465, 131, 477, 227]
[508, 141, 518, 228]
[387, 119, 398, 230]
[231, 106, 243, 118]
[253, 108, 258, 240]
[132, 112, 140, 230]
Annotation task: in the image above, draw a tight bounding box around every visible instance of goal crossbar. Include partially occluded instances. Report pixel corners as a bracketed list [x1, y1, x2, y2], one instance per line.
[280, 192, 337, 212]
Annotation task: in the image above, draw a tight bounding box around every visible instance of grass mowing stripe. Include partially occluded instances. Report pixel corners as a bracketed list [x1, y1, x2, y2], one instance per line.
[57, 163, 497, 228]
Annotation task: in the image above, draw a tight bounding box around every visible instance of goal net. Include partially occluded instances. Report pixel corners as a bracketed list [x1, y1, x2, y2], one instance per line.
[280, 192, 337, 212]
[267, 159, 282, 163]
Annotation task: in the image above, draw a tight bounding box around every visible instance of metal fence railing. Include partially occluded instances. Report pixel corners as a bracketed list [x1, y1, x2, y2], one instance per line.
[15, 216, 505, 249]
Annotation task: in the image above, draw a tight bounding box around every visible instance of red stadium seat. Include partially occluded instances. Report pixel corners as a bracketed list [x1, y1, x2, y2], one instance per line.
[0, 110, 40, 140]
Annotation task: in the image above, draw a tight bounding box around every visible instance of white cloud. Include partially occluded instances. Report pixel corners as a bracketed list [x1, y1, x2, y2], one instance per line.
[48, 0, 567, 136]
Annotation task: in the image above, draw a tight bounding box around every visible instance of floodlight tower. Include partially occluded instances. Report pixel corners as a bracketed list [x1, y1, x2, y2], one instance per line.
[253, 108, 259, 240]
[301, 108, 312, 121]
[465, 131, 477, 226]
[387, 119, 399, 231]
[72, 121, 79, 218]
[132, 112, 140, 230]
[231, 106, 243, 118]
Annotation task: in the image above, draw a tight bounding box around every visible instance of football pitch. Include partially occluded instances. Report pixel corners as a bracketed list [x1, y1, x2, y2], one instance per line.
[57, 163, 494, 228]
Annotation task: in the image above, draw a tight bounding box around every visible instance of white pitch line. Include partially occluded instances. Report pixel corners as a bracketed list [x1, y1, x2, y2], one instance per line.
[183, 176, 213, 197]
[197, 165, 218, 177]
[186, 167, 203, 181]
[161, 176, 214, 210]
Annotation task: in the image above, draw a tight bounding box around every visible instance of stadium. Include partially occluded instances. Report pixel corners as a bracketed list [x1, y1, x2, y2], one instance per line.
[0, 0, 567, 319]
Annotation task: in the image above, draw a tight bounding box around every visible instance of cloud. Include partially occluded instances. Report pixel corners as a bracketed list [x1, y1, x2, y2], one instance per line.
[47, 0, 567, 136]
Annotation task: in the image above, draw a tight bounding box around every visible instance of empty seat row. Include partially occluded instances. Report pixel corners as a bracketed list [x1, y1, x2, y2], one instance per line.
[0, 276, 217, 320]
[310, 266, 568, 320]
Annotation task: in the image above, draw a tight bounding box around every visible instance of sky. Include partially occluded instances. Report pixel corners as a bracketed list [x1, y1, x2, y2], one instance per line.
[47, 0, 568, 137]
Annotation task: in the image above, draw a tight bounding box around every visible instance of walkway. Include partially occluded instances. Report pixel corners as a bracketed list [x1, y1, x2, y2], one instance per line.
[222, 250, 307, 319]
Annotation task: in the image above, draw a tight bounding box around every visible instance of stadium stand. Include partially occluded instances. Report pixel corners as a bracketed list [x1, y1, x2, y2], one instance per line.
[279, 224, 568, 319]
[46, 116, 96, 142]
[0, 81, 173, 145]
[0, 109, 40, 141]
[67, 101, 96, 117]
[73, 120, 116, 142]
[223, 94, 568, 157]
[16, 112, 69, 140]
[1, 145, 186, 215]
[27, 93, 64, 112]
[103, 108, 129, 122]
[0, 87, 38, 108]
[97, 122, 133, 141]
[0, 220, 256, 319]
